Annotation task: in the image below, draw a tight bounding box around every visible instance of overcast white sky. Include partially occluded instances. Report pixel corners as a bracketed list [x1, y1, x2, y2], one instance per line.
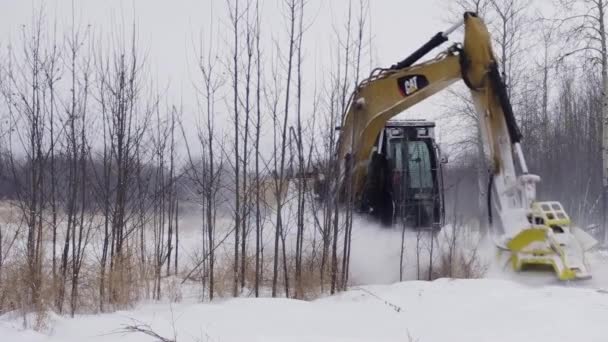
[0, 0, 555, 153]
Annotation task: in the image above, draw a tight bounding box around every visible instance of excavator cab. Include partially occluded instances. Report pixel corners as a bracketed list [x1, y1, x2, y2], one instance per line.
[362, 120, 445, 229]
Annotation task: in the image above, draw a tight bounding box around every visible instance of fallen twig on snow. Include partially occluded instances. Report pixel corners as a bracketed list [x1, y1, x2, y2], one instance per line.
[118, 322, 176, 342]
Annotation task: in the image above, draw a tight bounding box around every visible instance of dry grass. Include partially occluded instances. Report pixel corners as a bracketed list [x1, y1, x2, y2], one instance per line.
[0, 262, 27, 316]
[105, 250, 147, 309]
[163, 276, 183, 303]
[432, 247, 488, 280]
[0, 200, 22, 225]
[0, 255, 56, 331]
[430, 224, 488, 280]
[196, 248, 336, 300]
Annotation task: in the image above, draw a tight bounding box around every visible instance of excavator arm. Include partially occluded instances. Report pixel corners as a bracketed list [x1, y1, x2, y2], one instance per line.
[338, 53, 461, 197]
[337, 12, 596, 280]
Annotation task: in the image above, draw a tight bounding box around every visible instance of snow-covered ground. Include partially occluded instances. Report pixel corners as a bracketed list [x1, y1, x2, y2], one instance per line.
[2, 278, 608, 342]
[2, 209, 608, 341]
[348, 218, 608, 290]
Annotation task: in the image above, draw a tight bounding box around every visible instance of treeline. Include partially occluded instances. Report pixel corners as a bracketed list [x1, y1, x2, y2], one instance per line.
[0, 9, 186, 317]
[0, 0, 372, 323]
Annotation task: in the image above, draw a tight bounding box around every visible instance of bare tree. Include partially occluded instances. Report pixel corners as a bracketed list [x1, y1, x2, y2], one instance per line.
[253, 0, 264, 297]
[293, 0, 306, 299]
[182, 15, 225, 299]
[227, 0, 242, 297]
[95, 24, 149, 308]
[0, 9, 53, 313]
[63, 13, 94, 316]
[270, 0, 300, 298]
[557, 0, 608, 243]
[239, 1, 257, 291]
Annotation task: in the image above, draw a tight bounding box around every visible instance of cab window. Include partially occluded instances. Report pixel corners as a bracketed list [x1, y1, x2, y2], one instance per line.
[408, 141, 432, 189]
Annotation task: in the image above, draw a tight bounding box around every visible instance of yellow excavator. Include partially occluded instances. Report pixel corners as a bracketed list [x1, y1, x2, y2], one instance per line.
[335, 12, 597, 280]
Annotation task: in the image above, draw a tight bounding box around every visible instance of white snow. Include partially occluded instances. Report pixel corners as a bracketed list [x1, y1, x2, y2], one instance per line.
[2, 211, 607, 341]
[2, 278, 608, 342]
[3, 194, 602, 335]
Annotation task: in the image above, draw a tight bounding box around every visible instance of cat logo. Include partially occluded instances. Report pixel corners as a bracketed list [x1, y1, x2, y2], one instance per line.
[397, 74, 429, 97]
[403, 76, 419, 95]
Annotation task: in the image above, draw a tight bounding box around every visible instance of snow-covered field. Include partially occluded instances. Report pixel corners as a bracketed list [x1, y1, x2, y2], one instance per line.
[2, 210, 608, 341]
[2, 278, 607, 342]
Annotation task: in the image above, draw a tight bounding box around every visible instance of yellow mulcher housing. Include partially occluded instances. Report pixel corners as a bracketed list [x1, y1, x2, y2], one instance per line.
[336, 12, 596, 280]
[507, 202, 596, 280]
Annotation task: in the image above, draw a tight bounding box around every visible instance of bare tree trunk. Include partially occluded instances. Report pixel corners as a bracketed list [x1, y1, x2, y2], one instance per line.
[272, 0, 298, 298]
[188, 18, 223, 299]
[330, 199, 339, 294]
[294, 0, 306, 299]
[228, 0, 241, 297]
[598, 1, 608, 244]
[241, 5, 254, 290]
[254, 1, 262, 297]
[175, 197, 179, 275]
[46, 40, 59, 304]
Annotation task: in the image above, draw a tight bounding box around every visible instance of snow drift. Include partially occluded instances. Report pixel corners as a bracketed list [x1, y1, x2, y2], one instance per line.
[2, 278, 607, 342]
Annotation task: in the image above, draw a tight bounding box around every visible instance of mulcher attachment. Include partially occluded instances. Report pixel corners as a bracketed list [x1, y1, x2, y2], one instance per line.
[505, 201, 596, 280]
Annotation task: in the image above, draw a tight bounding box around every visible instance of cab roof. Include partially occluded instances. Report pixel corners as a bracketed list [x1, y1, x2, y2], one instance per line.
[385, 119, 435, 128]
